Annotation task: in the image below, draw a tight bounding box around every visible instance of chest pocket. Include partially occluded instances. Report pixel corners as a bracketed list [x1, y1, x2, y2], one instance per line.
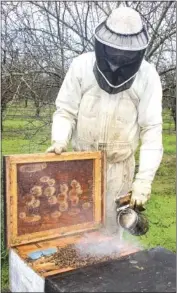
[116, 89, 139, 124]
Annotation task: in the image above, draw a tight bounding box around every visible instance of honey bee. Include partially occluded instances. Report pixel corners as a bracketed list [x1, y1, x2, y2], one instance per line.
[24, 214, 41, 223]
[82, 202, 91, 210]
[44, 186, 56, 197]
[70, 180, 79, 188]
[47, 196, 58, 205]
[70, 196, 79, 207]
[57, 193, 67, 203]
[26, 195, 40, 208]
[19, 212, 26, 219]
[59, 184, 69, 193]
[40, 176, 50, 183]
[59, 202, 68, 212]
[48, 179, 56, 186]
[30, 186, 42, 197]
[70, 180, 83, 196]
[69, 189, 77, 199]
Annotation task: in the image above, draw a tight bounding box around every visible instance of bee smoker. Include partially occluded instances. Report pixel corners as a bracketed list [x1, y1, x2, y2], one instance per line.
[116, 192, 149, 236]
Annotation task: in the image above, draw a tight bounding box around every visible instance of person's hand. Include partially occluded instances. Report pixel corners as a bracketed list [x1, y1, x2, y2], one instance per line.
[46, 142, 67, 155]
[130, 180, 151, 210]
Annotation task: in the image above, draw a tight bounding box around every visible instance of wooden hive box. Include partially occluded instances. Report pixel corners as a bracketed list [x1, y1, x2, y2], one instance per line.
[4, 151, 138, 292]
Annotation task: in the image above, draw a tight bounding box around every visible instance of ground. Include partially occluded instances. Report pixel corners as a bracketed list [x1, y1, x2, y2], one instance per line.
[1, 103, 176, 290]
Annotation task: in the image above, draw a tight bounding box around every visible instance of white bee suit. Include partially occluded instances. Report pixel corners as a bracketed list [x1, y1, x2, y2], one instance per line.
[51, 52, 163, 234]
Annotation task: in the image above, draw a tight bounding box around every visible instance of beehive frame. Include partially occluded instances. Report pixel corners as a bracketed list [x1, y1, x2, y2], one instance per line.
[4, 151, 106, 248]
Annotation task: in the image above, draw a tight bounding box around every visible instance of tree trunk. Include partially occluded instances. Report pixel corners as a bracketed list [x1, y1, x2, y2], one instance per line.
[25, 98, 28, 108]
[171, 107, 176, 131]
[35, 100, 40, 117]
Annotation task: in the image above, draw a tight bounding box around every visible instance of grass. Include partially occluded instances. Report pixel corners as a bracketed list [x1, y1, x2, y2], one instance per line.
[124, 130, 176, 251]
[2, 102, 53, 155]
[126, 152, 176, 252]
[1, 103, 176, 290]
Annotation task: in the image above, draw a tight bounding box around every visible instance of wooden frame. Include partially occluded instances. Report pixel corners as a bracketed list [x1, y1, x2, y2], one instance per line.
[5, 151, 106, 247]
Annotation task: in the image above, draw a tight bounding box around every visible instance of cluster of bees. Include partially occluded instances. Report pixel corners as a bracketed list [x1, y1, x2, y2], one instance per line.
[28, 243, 121, 272]
[19, 176, 92, 223]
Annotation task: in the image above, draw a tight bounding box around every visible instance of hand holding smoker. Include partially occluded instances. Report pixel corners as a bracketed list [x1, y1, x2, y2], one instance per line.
[116, 192, 149, 236]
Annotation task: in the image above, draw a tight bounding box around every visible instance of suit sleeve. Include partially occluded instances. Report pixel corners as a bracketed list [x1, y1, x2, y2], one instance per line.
[52, 59, 82, 146]
[134, 64, 163, 185]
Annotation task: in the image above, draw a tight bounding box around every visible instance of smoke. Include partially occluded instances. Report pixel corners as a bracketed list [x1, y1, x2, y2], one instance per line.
[74, 229, 143, 258]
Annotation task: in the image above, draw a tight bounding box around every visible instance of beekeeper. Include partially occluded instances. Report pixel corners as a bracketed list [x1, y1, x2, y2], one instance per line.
[47, 7, 163, 234]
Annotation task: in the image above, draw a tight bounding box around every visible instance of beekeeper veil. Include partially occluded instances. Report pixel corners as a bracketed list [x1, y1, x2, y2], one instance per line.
[93, 7, 149, 94]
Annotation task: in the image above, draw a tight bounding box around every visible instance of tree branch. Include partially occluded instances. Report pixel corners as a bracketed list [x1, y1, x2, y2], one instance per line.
[159, 66, 176, 76]
[147, 2, 173, 54]
[147, 29, 176, 59]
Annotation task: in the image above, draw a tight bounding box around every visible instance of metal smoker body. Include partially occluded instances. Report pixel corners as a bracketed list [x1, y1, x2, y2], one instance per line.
[116, 193, 149, 236]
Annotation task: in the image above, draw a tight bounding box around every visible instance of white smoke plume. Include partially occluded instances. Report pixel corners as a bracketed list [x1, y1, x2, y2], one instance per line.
[74, 229, 143, 258]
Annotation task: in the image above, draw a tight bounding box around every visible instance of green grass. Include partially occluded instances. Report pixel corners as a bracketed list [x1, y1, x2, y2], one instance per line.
[125, 131, 176, 252]
[162, 134, 176, 154]
[1, 104, 176, 290]
[140, 130, 176, 252]
[2, 106, 52, 155]
[136, 151, 176, 252]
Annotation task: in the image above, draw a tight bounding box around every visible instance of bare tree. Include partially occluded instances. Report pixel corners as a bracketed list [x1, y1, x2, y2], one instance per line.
[1, 1, 176, 129]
